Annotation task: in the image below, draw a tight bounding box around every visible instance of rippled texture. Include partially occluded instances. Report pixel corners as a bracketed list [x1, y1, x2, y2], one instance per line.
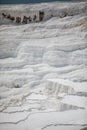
[0, 1, 87, 130]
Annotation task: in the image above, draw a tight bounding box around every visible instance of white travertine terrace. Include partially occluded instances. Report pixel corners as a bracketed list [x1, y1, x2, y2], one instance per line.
[0, 1, 87, 130]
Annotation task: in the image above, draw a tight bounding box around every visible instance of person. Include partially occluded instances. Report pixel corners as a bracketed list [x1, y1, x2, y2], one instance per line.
[22, 16, 27, 24]
[28, 16, 32, 22]
[10, 16, 15, 21]
[16, 17, 21, 23]
[7, 14, 11, 19]
[39, 11, 44, 21]
[33, 15, 37, 21]
[2, 13, 7, 17]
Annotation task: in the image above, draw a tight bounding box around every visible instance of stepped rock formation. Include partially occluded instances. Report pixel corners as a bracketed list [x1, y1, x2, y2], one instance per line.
[0, 1, 87, 130]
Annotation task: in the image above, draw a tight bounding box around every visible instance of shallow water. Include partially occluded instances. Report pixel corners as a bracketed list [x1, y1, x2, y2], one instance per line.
[0, 1, 87, 130]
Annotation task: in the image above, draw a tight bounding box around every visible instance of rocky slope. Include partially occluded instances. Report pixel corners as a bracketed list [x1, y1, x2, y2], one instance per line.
[0, 1, 87, 130]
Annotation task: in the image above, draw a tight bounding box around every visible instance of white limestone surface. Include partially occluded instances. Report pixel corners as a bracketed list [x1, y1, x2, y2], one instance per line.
[0, 1, 87, 130]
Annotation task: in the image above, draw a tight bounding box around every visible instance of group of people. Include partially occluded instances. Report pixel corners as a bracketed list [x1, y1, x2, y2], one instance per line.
[2, 11, 44, 24]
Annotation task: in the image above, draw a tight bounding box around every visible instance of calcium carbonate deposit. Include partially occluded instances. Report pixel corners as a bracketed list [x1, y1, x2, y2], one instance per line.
[0, 1, 87, 130]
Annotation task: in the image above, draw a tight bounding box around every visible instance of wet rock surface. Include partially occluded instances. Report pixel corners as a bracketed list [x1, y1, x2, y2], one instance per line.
[0, 1, 87, 130]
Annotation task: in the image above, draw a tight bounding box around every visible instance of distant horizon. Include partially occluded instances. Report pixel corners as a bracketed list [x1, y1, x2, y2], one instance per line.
[0, 0, 74, 4]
